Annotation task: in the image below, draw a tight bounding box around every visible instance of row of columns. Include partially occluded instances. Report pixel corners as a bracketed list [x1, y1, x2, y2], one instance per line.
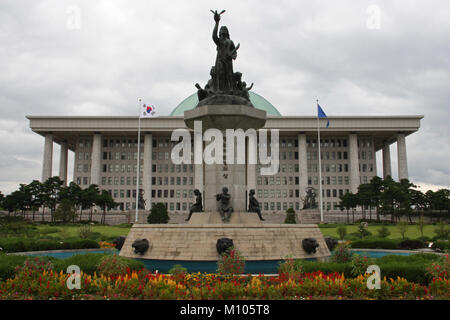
[40, 131, 410, 210]
[382, 133, 408, 181]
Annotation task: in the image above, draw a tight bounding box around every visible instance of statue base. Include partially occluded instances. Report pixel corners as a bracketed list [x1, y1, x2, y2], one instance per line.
[119, 221, 330, 261]
[184, 104, 266, 131]
[197, 94, 253, 108]
[187, 212, 262, 224]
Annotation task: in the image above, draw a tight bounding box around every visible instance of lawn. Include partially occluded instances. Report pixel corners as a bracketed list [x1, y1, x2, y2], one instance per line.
[35, 224, 131, 240]
[318, 224, 437, 240]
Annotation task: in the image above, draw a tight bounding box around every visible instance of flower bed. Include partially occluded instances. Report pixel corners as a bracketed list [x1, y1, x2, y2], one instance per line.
[0, 269, 448, 300]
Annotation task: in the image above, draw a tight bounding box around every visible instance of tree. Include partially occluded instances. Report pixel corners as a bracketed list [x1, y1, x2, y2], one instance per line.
[41, 177, 64, 222]
[369, 176, 383, 221]
[339, 192, 353, 224]
[26, 180, 44, 221]
[54, 198, 77, 223]
[59, 182, 82, 222]
[284, 208, 296, 224]
[0, 191, 4, 209]
[147, 203, 170, 224]
[397, 221, 409, 240]
[356, 183, 373, 220]
[2, 194, 16, 216]
[379, 176, 398, 222]
[83, 184, 100, 221]
[96, 190, 117, 224]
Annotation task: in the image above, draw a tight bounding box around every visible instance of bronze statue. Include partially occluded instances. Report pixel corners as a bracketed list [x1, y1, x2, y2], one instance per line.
[211, 9, 238, 93]
[137, 189, 146, 210]
[185, 189, 203, 221]
[195, 10, 254, 107]
[216, 186, 233, 222]
[303, 187, 318, 209]
[248, 189, 265, 221]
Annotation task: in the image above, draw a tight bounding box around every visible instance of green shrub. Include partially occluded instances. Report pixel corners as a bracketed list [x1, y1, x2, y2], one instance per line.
[217, 247, 246, 275]
[0, 238, 100, 253]
[357, 223, 372, 239]
[397, 221, 409, 240]
[78, 225, 93, 239]
[0, 253, 28, 280]
[331, 243, 353, 263]
[147, 203, 170, 224]
[96, 254, 127, 277]
[284, 208, 297, 224]
[278, 257, 303, 275]
[169, 264, 188, 276]
[53, 253, 144, 275]
[398, 239, 425, 250]
[15, 256, 54, 275]
[350, 254, 373, 276]
[350, 239, 401, 249]
[337, 226, 347, 240]
[431, 240, 450, 251]
[379, 262, 431, 285]
[434, 222, 449, 240]
[426, 253, 449, 280]
[377, 226, 391, 238]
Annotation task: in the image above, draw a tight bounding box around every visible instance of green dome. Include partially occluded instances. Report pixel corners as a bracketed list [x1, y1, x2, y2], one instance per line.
[170, 92, 282, 116]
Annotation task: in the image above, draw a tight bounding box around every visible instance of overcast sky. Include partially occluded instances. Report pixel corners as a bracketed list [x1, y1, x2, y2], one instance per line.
[0, 0, 449, 194]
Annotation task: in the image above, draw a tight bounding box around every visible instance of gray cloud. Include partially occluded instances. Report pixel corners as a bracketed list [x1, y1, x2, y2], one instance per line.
[0, 0, 449, 193]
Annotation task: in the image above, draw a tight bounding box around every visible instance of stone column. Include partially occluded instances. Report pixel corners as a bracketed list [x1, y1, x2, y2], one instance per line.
[41, 133, 53, 182]
[90, 133, 102, 186]
[246, 135, 257, 194]
[298, 133, 308, 207]
[143, 133, 152, 211]
[397, 133, 409, 180]
[382, 143, 392, 179]
[59, 141, 68, 185]
[349, 133, 359, 194]
[194, 131, 204, 195]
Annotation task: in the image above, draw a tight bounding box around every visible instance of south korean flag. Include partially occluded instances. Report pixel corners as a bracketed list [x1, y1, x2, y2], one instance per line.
[140, 103, 157, 118]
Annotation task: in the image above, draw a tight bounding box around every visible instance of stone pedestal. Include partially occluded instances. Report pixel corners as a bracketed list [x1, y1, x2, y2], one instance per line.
[188, 212, 262, 225]
[120, 223, 330, 261]
[299, 209, 321, 224]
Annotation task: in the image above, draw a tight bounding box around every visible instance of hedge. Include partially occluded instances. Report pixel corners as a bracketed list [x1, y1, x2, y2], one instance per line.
[0, 253, 144, 280]
[431, 240, 450, 251]
[349, 239, 402, 249]
[52, 253, 144, 275]
[0, 238, 100, 253]
[294, 253, 440, 285]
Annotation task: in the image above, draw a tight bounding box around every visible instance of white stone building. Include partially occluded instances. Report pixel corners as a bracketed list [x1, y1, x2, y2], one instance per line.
[27, 92, 422, 220]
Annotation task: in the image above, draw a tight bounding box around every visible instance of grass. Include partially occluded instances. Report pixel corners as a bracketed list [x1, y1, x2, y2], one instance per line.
[35, 224, 130, 240]
[318, 224, 437, 240]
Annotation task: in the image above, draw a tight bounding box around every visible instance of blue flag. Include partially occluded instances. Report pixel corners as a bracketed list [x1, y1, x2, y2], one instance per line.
[317, 104, 329, 128]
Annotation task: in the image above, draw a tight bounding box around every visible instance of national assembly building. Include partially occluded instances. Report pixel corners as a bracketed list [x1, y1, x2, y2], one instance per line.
[26, 91, 422, 223]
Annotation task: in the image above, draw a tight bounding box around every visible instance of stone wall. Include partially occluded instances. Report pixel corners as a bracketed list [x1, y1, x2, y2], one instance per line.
[120, 223, 330, 261]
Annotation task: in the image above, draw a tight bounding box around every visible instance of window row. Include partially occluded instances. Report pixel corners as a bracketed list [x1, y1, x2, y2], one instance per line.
[152, 176, 194, 186]
[101, 176, 143, 186]
[151, 189, 194, 198]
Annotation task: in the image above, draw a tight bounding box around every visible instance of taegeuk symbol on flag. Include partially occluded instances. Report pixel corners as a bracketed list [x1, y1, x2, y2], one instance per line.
[141, 104, 157, 118]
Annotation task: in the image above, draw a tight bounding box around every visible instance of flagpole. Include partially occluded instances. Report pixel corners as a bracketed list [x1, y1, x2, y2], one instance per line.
[135, 98, 142, 223]
[317, 99, 324, 223]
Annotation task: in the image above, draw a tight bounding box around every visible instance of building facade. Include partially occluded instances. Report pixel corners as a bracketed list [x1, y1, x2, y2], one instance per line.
[28, 92, 422, 217]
